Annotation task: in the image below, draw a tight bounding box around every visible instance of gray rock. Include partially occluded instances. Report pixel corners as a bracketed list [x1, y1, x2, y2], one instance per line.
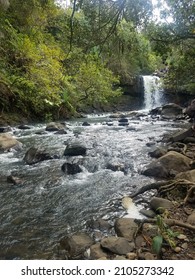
[46, 122, 65, 132]
[23, 147, 53, 165]
[0, 133, 22, 151]
[101, 237, 134, 255]
[114, 218, 138, 241]
[150, 197, 173, 212]
[90, 243, 108, 259]
[60, 233, 94, 258]
[61, 162, 82, 175]
[64, 143, 87, 156]
[142, 151, 191, 179]
[148, 147, 167, 158]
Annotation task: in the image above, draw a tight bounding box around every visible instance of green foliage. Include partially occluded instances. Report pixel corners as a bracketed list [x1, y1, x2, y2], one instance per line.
[152, 235, 163, 255]
[1, 0, 193, 120]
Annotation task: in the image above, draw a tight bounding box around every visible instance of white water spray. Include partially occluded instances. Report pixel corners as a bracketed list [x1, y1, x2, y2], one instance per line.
[142, 75, 164, 110]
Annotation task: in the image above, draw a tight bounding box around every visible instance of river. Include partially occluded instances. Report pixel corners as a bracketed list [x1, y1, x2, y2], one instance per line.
[0, 76, 187, 259]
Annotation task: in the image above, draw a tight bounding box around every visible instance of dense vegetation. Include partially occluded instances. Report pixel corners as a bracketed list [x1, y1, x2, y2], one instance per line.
[0, 0, 194, 121]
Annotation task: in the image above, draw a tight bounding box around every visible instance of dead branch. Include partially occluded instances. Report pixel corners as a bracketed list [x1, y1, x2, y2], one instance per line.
[130, 180, 173, 198]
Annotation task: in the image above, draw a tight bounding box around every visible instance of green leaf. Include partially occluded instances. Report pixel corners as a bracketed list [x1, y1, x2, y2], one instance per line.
[152, 235, 163, 255]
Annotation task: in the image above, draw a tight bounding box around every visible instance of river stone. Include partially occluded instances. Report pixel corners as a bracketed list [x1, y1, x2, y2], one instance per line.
[142, 151, 191, 178]
[61, 162, 82, 175]
[101, 237, 134, 255]
[114, 218, 138, 241]
[18, 124, 31, 129]
[0, 133, 22, 151]
[150, 197, 173, 212]
[90, 243, 108, 259]
[23, 147, 53, 165]
[148, 147, 167, 158]
[168, 127, 195, 143]
[60, 232, 94, 258]
[0, 126, 12, 133]
[64, 143, 87, 156]
[187, 211, 195, 225]
[175, 170, 195, 183]
[46, 122, 65, 131]
[161, 103, 183, 118]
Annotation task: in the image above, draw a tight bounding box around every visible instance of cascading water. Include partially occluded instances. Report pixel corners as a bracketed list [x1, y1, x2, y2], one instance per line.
[142, 75, 164, 110]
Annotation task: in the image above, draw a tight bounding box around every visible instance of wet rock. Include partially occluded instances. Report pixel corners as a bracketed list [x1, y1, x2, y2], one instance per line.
[46, 122, 66, 132]
[187, 211, 195, 225]
[0, 133, 22, 151]
[90, 218, 112, 231]
[161, 103, 183, 118]
[55, 130, 67, 135]
[23, 147, 53, 165]
[139, 209, 156, 218]
[101, 237, 134, 255]
[106, 162, 125, 172]
[7, 175, 22, 185]
[118, 118, 129, 126]
[17, 124, 31, 130]
[183, 137, 195, 144]
[148, 147, 167, 158]
[90, 243, 108, 259]
[64, 143, 87, 156]
[0, 126, 12, 133]
[114, 218, 138, 241]
[61, 162, 82, 175]
[82, 122, 90, 126]
[168, 127, 195, 143]
[60, 232, 94, 258]
[142, 151, 191, 179]
[142, 161, 169, 178]
[150, 197, 173, 213]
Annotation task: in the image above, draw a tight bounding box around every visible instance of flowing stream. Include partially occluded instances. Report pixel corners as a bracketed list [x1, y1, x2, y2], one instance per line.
[0, 77, 186, 259]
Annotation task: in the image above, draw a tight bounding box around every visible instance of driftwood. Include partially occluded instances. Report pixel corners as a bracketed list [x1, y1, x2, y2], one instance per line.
[131, 179, 195, 205]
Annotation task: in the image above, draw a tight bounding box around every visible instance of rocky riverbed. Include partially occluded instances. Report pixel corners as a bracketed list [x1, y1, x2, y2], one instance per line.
[1, 103, 195, 260]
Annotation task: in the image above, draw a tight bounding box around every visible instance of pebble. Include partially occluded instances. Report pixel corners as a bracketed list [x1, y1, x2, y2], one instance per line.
[174, 247, 182, 253]
[126, 252, 137, 260]
[177, 234, 187, 240]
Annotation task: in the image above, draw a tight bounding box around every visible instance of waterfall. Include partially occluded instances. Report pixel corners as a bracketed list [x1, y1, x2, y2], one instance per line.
[142, 75, 164, 110]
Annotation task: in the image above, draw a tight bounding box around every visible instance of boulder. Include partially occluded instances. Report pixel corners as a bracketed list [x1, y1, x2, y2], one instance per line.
[148, 147, 167, 158]
[46, 122, 66, 132]
[161, 103, 183, 118]
[64, 143, 87, 156]
[90, 243, 108, 259]
[114, 218, 138, 241]
[61, 162, 82, 175]
[150, 197, 174, 213]
[0, 133, 22, 151]
[142, 151, 191, 178]
[23, 147, 53, 165]
[17, 124, 31, 130]
[60, 233, 94, 258]
[168, 128, 195, 143]
[175, 170, 195, 183]
[101, 237, 134, 255]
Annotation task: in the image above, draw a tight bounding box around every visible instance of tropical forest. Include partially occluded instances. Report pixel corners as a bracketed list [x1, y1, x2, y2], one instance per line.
[0, 0, 194, 122]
